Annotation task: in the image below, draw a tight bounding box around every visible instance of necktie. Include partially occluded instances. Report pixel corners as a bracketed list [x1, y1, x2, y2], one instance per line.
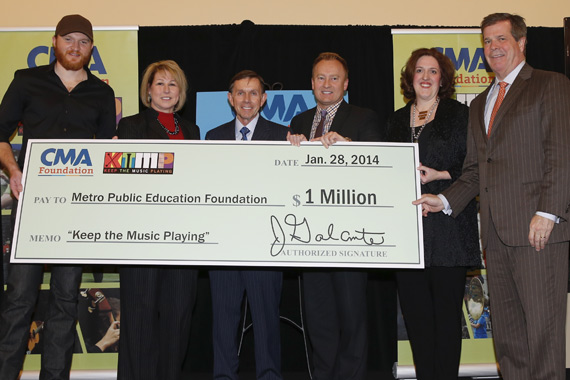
[487, 81, 508, 137]
[314, 109, 327, 138]
[240, 126, 250, 141]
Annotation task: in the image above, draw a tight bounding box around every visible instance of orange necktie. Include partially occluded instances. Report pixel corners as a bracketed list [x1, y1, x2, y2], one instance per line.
[487, 81, 508, 137]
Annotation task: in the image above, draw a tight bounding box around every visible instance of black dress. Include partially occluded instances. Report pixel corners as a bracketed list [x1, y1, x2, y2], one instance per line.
[386, 98, 481, 380]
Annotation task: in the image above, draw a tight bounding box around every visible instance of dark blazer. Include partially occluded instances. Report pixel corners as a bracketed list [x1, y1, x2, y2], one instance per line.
[289, 100, 382, 380]
[443, 63, 570, 248]
[116, 107, 199, 380]
[117, 107, 200, 140]
[386, 98, 480, 267]
[205, 115, 288, 141]
[206, 115, 287, 379]
[290, 100, 385, 142]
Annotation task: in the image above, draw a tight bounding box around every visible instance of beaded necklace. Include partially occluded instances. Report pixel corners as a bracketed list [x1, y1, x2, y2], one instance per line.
[157, 114, 180, 136]
[411, 97, 439, 143]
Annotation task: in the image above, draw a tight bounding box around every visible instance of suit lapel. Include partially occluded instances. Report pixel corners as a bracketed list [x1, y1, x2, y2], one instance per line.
[472, 85, 491, 143]
[330, 101, 349, 135]
[220, 121, 237, 140]
[252, 117, 270, 141]
[145, 109, 169, 139]
[298, 108, 316, 139]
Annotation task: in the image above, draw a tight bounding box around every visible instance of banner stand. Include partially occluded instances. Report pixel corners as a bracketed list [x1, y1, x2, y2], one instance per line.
[20, 370, 116, 380]
[393, 363, 500, 379]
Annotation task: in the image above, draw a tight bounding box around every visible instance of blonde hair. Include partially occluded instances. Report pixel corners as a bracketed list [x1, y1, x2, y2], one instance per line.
[140, 60, 188, 112]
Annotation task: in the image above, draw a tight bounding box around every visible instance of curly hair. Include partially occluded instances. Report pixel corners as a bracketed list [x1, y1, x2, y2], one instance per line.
[400, 48, 456, 101]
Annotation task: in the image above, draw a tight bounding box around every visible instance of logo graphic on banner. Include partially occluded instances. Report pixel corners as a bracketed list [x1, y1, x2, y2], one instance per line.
[435, 47, 493, 86]
[103, 152, 175, 174]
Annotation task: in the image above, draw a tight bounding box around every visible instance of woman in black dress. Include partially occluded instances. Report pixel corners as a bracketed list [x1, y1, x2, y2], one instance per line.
[387, 48, 481, 380]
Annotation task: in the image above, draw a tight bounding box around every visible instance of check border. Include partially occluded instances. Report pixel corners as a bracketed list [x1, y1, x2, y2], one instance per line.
[12, 139, 424, 268]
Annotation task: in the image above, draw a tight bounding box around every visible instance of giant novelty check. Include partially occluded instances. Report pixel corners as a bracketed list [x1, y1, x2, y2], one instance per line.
[12, 140, 424, 268]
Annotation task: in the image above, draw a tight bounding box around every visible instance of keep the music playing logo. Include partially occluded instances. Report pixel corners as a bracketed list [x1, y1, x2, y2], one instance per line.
[103, 152, 174, 174]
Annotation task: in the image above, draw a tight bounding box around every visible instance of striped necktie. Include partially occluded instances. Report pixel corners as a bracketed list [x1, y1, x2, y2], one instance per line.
[240, 126, 250, 141]
[488, 81, 508, 137]
[314, 109, 327, 138]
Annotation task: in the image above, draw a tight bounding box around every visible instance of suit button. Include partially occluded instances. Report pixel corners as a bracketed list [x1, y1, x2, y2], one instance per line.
[487, 158, 492, 163]
[485, 187, 488, 192]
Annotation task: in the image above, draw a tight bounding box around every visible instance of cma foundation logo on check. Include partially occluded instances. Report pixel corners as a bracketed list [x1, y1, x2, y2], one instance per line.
[103, 152, 175, 174]
[38, 148, 94, 176]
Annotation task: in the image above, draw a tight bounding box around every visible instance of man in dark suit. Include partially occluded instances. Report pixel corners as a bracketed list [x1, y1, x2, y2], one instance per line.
[206, 70, 288, 380]
[414, 13, 570, 380]
[288, 52, 384, 380]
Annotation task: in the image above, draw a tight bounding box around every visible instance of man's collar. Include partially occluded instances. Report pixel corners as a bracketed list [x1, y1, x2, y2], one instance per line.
[317, 99, 344, 113]
[495, 60, 526, 86]
[235, 113, 260, 131]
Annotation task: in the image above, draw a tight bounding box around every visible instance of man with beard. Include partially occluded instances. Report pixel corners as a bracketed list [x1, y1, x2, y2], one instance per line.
[0, 14, 115, 380]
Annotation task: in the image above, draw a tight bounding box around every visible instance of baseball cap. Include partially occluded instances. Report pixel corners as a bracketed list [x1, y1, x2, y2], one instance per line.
[55, 14, 93, 41]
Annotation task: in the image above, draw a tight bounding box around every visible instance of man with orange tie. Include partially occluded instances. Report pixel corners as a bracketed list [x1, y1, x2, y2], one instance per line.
[413, 13, 570, 380]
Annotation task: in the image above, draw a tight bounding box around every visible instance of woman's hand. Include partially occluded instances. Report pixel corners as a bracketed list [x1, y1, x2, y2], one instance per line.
[418, 163, 450, 185]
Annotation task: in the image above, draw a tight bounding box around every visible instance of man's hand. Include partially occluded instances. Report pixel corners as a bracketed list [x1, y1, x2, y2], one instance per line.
[0, 142, 23, 199]
[412, 194, 444, 217]
[529, 214, 555, 252]
[311, 131, 347, 148]
[287, 131, 307, 146]
[9, 170, 23, 200]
